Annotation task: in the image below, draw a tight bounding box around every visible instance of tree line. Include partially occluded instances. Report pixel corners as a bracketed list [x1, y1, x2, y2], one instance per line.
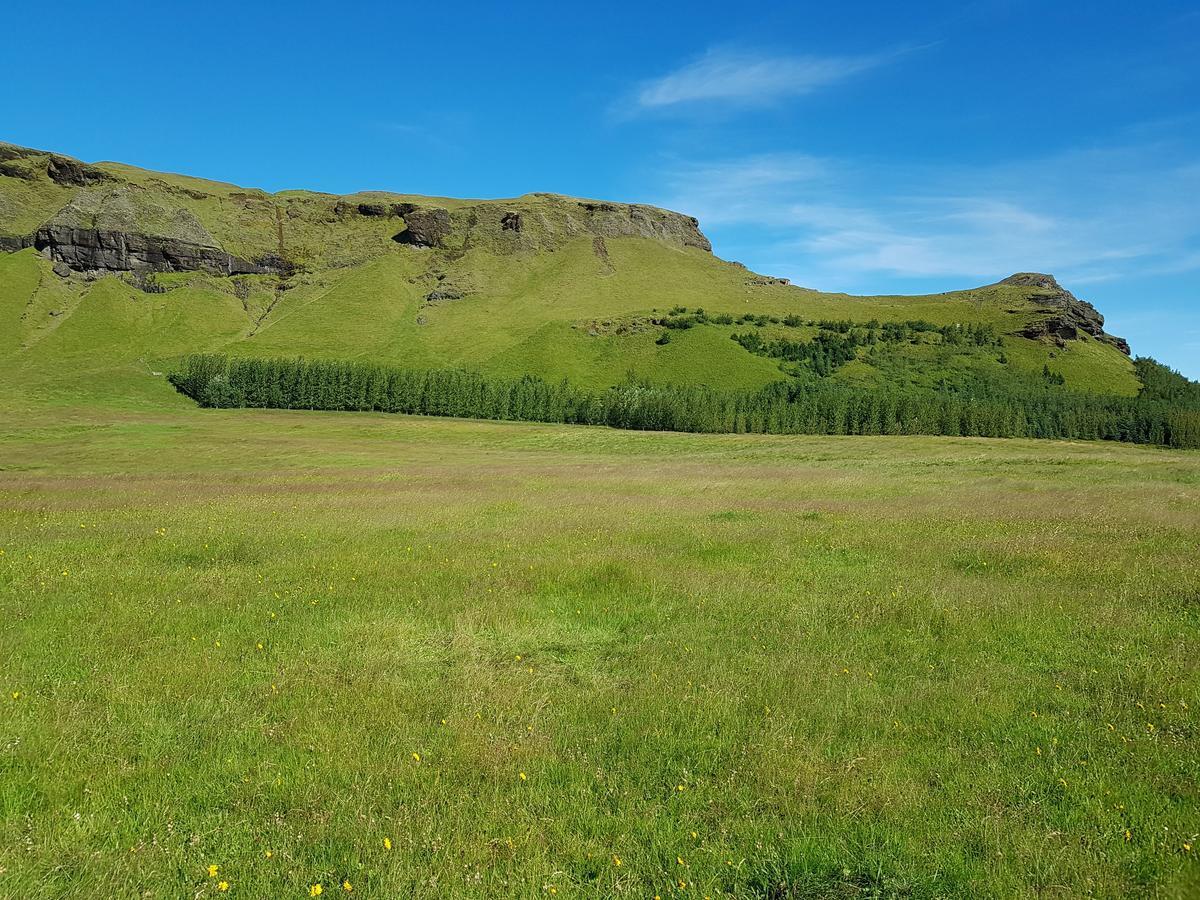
[169, 354, 1200, 448]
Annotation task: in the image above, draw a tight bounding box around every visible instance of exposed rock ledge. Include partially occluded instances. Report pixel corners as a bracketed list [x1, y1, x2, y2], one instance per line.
[1002, 273, 1130, 355]
[0, 227, 280, 276]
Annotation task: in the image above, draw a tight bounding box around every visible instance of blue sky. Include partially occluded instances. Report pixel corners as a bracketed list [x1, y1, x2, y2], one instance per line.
[3, 0, 1198, 376]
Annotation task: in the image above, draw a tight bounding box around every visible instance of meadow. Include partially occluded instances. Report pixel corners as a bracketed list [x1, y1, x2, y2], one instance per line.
[1, 406, 1198, 898]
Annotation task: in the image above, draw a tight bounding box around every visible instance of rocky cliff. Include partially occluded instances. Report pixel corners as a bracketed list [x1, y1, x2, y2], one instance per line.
[1001, 273, 1130, 355]
[21, 226, 277, 276]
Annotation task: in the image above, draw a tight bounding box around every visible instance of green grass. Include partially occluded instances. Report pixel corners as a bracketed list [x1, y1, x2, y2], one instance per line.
[0, 242, 1141, 405]
[1, 406, 1197, 898]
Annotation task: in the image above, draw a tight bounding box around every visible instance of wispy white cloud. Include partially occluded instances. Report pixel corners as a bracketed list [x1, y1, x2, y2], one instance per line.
[630, 48, 892, 113]
[653, 144, 1200, 290]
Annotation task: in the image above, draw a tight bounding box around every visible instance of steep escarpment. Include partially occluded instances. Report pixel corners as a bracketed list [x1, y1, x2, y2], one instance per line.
[0, 142, 712, 279]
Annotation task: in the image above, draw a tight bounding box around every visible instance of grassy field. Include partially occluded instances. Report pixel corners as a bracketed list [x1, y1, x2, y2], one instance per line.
[1, 407, 1197, 898]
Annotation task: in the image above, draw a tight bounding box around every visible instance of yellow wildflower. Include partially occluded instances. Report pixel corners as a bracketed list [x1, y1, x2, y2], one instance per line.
[343, 880, 353, 891]
[207, 865, 219, 878]
[519, 772, 528, 781]
[612, 854, 622, 867]
[383, 837, 392, 850]
[310, 885, 323, 897]
[411, 752, 421, 763]
[217, 882, 229, 893]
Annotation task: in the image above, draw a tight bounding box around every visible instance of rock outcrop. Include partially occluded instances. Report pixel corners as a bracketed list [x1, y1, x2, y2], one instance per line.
[0, 234, 29, 253]
[355, 202, 393, 217]
[393, 207, 453, 248]
[1002, 273, 1130, 355]
[46, 156, 113, 187]
[30, 225, 278, 276]
[0, 180, 286, 276]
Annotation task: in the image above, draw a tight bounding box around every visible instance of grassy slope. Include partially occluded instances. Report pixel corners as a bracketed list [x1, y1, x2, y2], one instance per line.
[0, 146, 1140, 405]
[0, 408, 1196, 898]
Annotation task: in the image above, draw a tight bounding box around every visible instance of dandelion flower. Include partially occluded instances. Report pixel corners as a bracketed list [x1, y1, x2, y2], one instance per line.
[612, 854, 622, 867]
[343, 880, 353, 891]
[217, 881, 229, 892]
[310, 885, 323, 896]
[519, 771, 527, 781]
[207, 865, 219, 878]
[264, 850, 273, 858]
[383, 837, 392, 851]
[411, 752, 421, 763]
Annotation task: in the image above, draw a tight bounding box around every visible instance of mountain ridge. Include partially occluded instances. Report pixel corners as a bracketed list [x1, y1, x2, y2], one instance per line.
[0, 141, 1143, 406]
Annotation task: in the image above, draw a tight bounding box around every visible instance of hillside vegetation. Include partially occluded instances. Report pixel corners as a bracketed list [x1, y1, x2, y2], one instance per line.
[0, 142, 1154, 416]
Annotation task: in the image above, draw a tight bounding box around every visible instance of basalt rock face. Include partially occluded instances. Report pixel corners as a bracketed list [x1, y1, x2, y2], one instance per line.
[46, 156, 113, 187]
[30, 226, 276, 276]
[0, 234, 30, 253]
[1003, 273, 1130, 355]
[393, 207, 453, 248]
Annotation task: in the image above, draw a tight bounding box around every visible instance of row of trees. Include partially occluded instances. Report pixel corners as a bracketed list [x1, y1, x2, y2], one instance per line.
[169, 354, 1200, 448]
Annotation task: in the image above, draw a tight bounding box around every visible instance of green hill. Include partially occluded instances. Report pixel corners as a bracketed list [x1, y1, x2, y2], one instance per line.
[0, 141, 1148, 408]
